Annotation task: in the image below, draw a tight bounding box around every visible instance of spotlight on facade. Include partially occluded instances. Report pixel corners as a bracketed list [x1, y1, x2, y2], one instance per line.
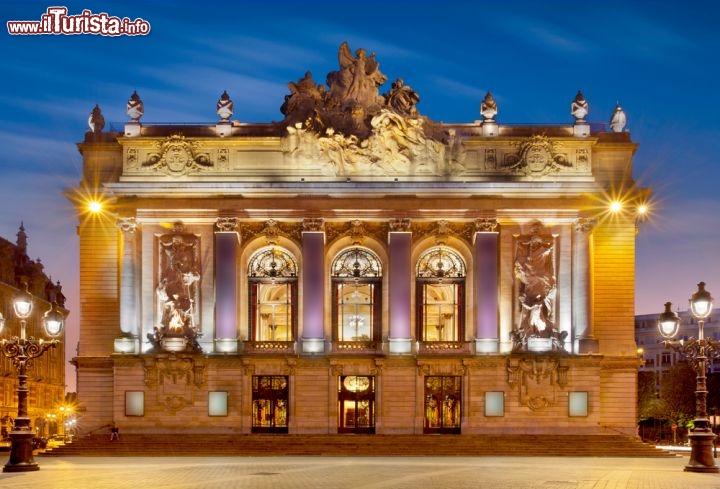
[88, 200, 103, 213]
[609, 201, 623, 213]
[657, 282, 719, 473]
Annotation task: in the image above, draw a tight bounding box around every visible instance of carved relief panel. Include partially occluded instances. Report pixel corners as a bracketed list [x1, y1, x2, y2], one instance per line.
[147, 222, 202, 354]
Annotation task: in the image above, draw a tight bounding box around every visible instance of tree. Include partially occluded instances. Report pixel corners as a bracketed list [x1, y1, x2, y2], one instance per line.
[638, 371, 661, 420]
[659, 362, 696, 432]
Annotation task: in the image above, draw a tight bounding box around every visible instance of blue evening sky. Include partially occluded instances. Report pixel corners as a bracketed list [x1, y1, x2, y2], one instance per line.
[2, 1, 720, 388]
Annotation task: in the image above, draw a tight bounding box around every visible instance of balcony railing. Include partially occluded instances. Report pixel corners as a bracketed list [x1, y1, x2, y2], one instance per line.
[243, 341, 295, 355]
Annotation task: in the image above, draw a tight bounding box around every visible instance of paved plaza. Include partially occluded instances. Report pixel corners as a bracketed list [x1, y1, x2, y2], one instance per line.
[1, 455, 720, 489]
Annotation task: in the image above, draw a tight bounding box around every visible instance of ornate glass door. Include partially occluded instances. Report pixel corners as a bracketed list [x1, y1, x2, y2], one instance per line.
[338, 375, 375, 434]
[252, 376, 289, 433]
[424, 376, 461, 434]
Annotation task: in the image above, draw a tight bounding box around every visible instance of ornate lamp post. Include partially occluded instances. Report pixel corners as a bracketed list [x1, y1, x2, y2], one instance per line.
[0, 283, 64, 472]
[658, 282, 719, 473]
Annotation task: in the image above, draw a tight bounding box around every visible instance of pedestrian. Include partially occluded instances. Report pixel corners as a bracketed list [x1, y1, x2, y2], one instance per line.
[110, 421, 119, 441]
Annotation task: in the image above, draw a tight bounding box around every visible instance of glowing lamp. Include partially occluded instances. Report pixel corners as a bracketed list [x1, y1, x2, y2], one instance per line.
[609, 201, 623, 213]
[12, 284, 33, 319]
[657, 302, 680, 338]
[690, 282, 713, 320]
[43, 302, 65, 337]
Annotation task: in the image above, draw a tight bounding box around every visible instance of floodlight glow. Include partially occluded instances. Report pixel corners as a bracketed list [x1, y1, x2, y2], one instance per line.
[609, 201, 623, 213]
[88, 201, 103, 213]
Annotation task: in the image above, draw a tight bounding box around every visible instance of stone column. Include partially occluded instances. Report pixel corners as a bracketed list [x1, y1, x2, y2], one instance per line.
[115, 217, 139, 353]
[388, 218, 412, 354]
[215, 217, 240, 353]
[301, 219, 325, 354]
[473, 218, 499, 354]
[573, 218, 598, 353]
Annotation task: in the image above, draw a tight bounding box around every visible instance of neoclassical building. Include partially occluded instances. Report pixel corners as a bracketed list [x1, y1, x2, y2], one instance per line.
[72, 43, 645, 437]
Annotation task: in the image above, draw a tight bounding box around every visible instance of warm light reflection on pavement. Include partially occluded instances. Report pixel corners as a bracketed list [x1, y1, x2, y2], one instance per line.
[0, 455, 717, 489]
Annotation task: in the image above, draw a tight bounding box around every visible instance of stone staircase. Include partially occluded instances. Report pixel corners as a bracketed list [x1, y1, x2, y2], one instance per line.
[40, 433, 674, 458]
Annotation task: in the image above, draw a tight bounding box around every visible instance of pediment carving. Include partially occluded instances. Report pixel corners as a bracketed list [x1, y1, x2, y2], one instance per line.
[142, 134, 213, 176]
[503, 135, 572, 177]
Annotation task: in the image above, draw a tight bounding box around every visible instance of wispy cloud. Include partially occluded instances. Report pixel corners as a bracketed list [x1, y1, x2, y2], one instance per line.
[494, 13, 593, 56]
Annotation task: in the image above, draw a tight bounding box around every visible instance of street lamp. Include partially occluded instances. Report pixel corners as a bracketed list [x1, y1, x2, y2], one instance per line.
[0, 283, 64, 472]
[658, 282, 720, 473]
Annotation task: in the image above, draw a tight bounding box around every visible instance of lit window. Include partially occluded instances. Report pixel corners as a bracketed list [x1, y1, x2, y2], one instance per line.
[248, 247, 297, 342]
[416, 247, 465, 342]
[331, 247, 382, 342]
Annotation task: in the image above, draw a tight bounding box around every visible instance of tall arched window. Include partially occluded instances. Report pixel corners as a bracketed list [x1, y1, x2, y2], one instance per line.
[416, 246, 465, 342]
[248, 247, 298, 342]
[331, 247, 382, 343]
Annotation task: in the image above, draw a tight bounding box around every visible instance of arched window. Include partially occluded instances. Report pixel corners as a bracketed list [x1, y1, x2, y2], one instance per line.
[416, 246, 465, 342]
[248, 247, 298, 342]
[331, 247, 382, 343]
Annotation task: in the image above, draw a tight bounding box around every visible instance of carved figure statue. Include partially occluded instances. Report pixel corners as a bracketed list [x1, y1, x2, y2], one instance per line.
[280, 71, 325, 127]
[216, 90, 233, 121]
[480, 91, 498, 122]
[326, 42, 387, 113]
[609, 103, 627, 132]
[88, 104, 105, 133]
[570, 90, 588, 122]
[385, 78, 419, 116]
[127, 90, 144, 122]
[513, 221, 558, 348]
[156, 222, 201, 340]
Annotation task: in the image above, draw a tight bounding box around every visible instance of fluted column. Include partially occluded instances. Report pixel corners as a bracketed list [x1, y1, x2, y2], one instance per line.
[573, 218, 597, 353]
[215, 217, 240, 353]
[115, 217, 139, 353]
[301, 218, 325, 354]
[388, 218, 412, 354]
[473, 218, 499, 354]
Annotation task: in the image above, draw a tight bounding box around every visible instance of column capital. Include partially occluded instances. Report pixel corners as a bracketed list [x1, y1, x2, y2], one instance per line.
[302, 218, 324, 232]
[574, 217, 597, 233]
[474, 218, 498, 233]
[389, 218, 411, 233]
[116, 217, 137, 234]
[215, 217, 238, 232]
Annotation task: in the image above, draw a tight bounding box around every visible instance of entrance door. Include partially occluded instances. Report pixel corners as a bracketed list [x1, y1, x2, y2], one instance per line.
[338, 375, 375, 434]
[423, 376, 461, 434]
[252, 375, 289, 433]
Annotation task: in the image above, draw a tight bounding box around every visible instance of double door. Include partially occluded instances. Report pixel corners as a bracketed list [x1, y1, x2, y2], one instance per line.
[252, 375, 289, 433]
[424, 376, 461, 434]
[338, 375, 375, 434]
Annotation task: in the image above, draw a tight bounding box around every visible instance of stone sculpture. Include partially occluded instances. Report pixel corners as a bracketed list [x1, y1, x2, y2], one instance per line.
[480, 91, 498, 122]
[570, 90, 589, 122]
[610, 103, 627, 132]
[127, 90, 144, 122]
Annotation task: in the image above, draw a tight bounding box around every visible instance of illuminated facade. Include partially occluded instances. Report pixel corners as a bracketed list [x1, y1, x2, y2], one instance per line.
[72, 44, 645, 437]
[0, 226, 67, 439]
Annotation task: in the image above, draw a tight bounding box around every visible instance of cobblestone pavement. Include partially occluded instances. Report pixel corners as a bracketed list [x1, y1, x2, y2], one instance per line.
[1, 455, 720, 489]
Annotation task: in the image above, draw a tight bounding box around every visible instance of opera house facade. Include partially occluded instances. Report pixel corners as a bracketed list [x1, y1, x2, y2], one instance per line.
[72, 43, 645, 437]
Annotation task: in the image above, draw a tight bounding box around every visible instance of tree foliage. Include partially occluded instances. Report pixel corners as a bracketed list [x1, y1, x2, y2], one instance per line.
[637, 371, 662, 420]
[659, 362, 696, 426]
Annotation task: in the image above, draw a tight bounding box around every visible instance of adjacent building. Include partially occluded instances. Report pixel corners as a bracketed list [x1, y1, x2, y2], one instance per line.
[636, 307, 720, 393]
[71, 44, 646, 437]
[0, 225, 67, 439]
